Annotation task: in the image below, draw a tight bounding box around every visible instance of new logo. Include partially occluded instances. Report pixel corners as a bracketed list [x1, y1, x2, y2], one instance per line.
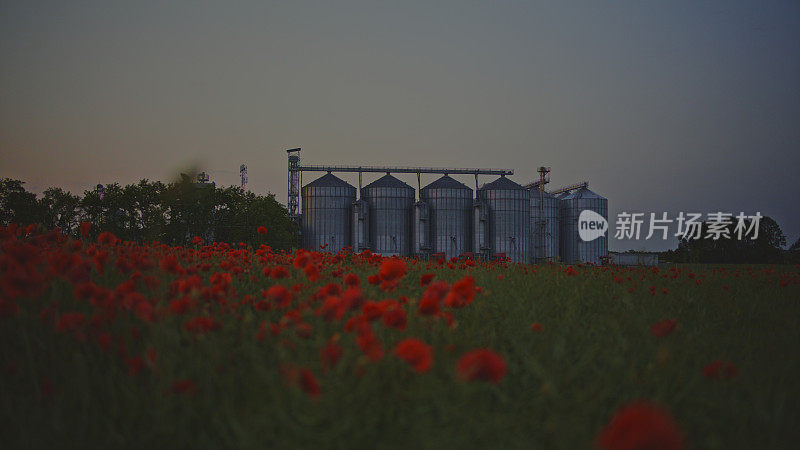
[579, 210, 608, 242]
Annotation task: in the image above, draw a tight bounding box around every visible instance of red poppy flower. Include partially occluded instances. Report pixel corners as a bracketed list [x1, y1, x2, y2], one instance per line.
[79, 221, 92, 238]
[298, 369, 321, 399]
[320, 342, 343, 370]
[344, 273, 360, 287]
[293, 252, 311, 269]
[295, 322, 313, 339]
[456, 348, 506, 384]
[419, 273, 435, 287]
[97, 231, 117, 246]
[394, 338, 433, 373]
[95, 332, 112, 352]
[650, 319, 677, 338]
[378, 258, 407, 283]
[703, 360, 739, 380]
[184, 316, 221, 334]
[418, 281, 449, 316]
[444, 276, 475, 308]
[382, 307, 407, 331]
[362, 301, 388, 321]
[341, 287, 365, 311]
[135, 300, 155, 323]
[317, 296, 346, 322]
[356, 330, 384, 361]
[160, 254, 182, 274]
[303, 264, 320, 282]
[265, 285, 293, 309]
[270, 266, 290, 279]
[171, 379, 199, 396]
[530, 322, 543, 333]
[170, 297, 194, 315]
[595, 401, 685, 450]
[125, 356, 145, 377]
[257, 226, 268, 235]
[344, 315, 369, 334]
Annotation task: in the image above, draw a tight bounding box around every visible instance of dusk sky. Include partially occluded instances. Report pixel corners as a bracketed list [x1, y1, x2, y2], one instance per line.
[2, 1, 798, 251]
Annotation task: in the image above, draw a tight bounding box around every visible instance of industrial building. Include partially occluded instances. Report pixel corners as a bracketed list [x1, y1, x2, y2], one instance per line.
[287, 149, 608, 264]
[609, 252, 659, 267]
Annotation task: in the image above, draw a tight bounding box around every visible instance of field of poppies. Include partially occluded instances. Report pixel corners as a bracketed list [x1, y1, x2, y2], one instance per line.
[1, 223, 798, 449]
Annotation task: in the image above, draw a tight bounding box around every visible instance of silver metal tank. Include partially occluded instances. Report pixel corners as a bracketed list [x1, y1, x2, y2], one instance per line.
[361, 174, 415, 256]
[473, 199, 489, 260]
[420, 175, 473, 260]
[351, 199, 370, 252]
[530, 187, 560, 262]
[477, 176, 530, 263]
[412, 201, 430, 257]
[300, 173, 356, 252]
[559, 187, 608, 264]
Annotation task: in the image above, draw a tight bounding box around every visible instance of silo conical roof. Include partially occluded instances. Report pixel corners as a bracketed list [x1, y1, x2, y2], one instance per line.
[305, 173, 355, 189]
[479, 176, 524, 190]
[363, 174, 413, 189]
[560, 187, 605, 200]
[422, 175, 471, 190]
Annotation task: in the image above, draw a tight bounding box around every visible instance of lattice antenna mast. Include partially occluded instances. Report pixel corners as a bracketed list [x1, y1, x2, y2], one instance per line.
[240, 164, 248, 189]
[534, 166, 550, 263]
[287, 148, 302, 222]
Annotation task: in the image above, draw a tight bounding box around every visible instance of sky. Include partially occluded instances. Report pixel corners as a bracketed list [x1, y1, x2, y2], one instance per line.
[1, 1, 798, 251]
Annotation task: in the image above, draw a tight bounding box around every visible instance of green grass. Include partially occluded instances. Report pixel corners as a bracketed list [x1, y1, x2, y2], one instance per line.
[1, 253, 799, 449]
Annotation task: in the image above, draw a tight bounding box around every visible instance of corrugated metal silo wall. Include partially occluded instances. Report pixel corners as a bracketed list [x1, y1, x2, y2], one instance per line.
[421, 186, 473, 259]
[558, 194, 574, 264]
[478, 187, 530, 263]
[559, 195, 608, 264]
[361, 185, 415, 256]
[530, 191, 560, 262]
[301, 184, 355, 252]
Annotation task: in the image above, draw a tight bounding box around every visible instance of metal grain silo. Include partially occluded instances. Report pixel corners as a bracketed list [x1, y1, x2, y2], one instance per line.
[559, 187, 608, 265]
[352, 199, 370, 252]
[477, 176, 530, 263]
[420, 175, 473, 260]
[530, 187, 560, 262]
[361, 174, 415, 256]
[412, 201, 430, 257]
[473, 199, 489, 260]
[301, 173, 356, 252]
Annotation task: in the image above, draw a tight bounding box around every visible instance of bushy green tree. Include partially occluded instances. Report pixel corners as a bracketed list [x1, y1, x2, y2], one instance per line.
[0, 179, 42, 225]
[39, 187, 81, 233]
[0, 178, 297, 250]
[667, 215, 787, 264]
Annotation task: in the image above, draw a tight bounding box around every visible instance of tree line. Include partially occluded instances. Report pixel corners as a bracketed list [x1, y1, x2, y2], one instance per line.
[660, 215, 800, 264]
[0, 177, 298, 250]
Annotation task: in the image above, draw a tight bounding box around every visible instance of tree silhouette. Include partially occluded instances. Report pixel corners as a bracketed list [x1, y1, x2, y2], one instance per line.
[664, 215, 788, 263]
[0, 178, 298, 250]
